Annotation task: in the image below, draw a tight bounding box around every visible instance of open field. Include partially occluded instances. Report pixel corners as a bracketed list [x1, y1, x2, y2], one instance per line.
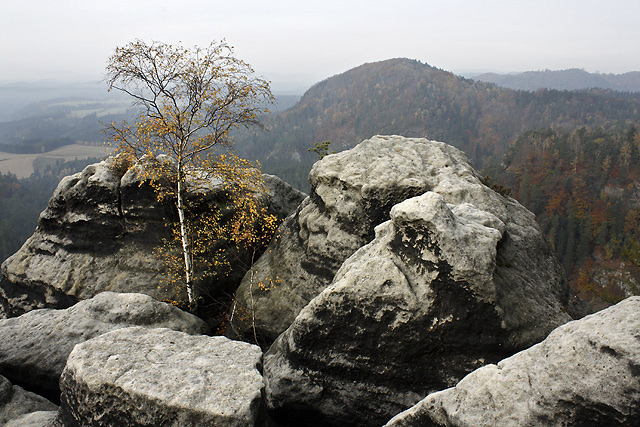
[0, 144, 113, 178]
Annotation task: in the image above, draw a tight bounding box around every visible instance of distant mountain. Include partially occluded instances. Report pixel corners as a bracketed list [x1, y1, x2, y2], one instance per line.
[0, 81, 111, 122]
[235, 58, 640, 190]
[473, 69, 640, 92]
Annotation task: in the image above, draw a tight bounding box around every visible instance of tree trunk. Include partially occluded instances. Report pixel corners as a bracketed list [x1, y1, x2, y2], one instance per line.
[176, 163, 196, 314]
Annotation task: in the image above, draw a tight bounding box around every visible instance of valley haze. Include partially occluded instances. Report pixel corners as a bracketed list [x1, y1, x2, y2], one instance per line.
[2, 0, 639, 83]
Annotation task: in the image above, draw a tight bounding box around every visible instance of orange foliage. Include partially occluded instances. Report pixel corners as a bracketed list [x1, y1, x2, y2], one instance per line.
[590, 200, 610, 239]
[545, 188, 568, 217]
[571, 178, 590, 220]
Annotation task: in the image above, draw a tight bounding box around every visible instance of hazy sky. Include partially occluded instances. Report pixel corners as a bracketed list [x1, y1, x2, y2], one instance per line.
[2, 0, 639, 91]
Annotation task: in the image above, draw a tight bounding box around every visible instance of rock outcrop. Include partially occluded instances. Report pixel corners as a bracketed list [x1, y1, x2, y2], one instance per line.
[231, 135, 522, 344]
[261, 173, 307, 219]
[56, 327, 265, 427]
[384, 296, 640, 427]
[0, 374, 57, 427]
[0, 156, 304, 318]
[261, 137, 588, 426]
[6, 411, 58, 427]
[0, 292, 209, 399]
[0, 158, 128, 318]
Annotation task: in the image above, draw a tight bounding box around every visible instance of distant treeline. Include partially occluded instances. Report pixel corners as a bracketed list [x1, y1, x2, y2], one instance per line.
[473, 68, 640, 93]
[0, 137, 74, 154]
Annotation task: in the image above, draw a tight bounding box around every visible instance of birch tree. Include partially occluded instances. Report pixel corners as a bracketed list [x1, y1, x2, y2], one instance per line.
[105, 40, 274, 313]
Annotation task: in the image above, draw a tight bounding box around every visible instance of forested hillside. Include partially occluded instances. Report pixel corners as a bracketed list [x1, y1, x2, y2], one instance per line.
[485, 125, 640, 308]
[235, 58, 640, 190]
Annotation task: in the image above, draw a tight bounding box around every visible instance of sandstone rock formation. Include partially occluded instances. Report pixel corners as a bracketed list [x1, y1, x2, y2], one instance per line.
[261, 173, 307, 220]
[231, 134, 526, 344]
[0, 156, 304, 318]
[0, 374, 57, 427]
[6, 411, 58, 427]
[0, 292, 209, 399]
[384, 296, 640, 427]
[261, 137, 588, 426]
[56, 327, 265, 427]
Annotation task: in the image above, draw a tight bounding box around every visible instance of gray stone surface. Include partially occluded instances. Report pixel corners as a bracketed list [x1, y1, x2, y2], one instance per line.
[232, 134, 539, 344]
[0, 292, 209, 398]
[0, 374, 57, 426]
[58, 327, 265, 427]
[0, 157, 175, 318]
[384, 296, 640, 427]
[260, 173, 306, 220]
[0, 156, 303, 318]
[5, 411, 58, 427]
[263, 136, 588, 426]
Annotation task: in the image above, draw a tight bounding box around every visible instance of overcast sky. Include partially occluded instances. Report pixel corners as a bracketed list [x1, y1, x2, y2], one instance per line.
[2, 0, 639, 92]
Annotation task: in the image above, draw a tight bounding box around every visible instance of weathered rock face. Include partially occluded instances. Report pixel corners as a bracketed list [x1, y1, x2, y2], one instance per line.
[0, 158, 130, 318]
[0, 292, 209, 399]
[262, 138, 588, 426]
[261, 173, 308, 219]
[0, 374, 57, 427]
[0, 156, 305, 318]
[384, 296, 640, 427]
[57, 327, 265, 427]
[231, 134, 526, 344]
[6, 411, 58, 427]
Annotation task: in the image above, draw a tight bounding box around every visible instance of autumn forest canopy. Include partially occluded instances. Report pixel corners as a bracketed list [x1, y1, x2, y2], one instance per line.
[486, 126, 640, 308]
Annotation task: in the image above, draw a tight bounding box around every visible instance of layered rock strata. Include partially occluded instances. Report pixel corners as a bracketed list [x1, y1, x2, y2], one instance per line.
[0, 156, 304, 318]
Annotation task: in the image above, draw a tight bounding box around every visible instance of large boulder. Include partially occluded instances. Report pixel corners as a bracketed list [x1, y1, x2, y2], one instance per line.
[0, 156, 304, 318]
[384, 296, 640, 427]
[0, 157, 129, 318]
[0, 292, 209, 399]
[0, 374, 57, 427]
[262, 138, 588, 426]
[231, 134, 523, 344]
[56, 327, 265, 427]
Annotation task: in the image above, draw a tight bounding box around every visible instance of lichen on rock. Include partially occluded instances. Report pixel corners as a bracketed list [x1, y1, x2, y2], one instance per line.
[260, 136, 588, 427]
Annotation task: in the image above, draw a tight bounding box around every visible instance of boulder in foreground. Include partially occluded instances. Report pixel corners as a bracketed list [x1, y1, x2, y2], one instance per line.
[57, 327, 265, 427]
[0, 292, 209, 398]
[384, 296, 640, 427]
